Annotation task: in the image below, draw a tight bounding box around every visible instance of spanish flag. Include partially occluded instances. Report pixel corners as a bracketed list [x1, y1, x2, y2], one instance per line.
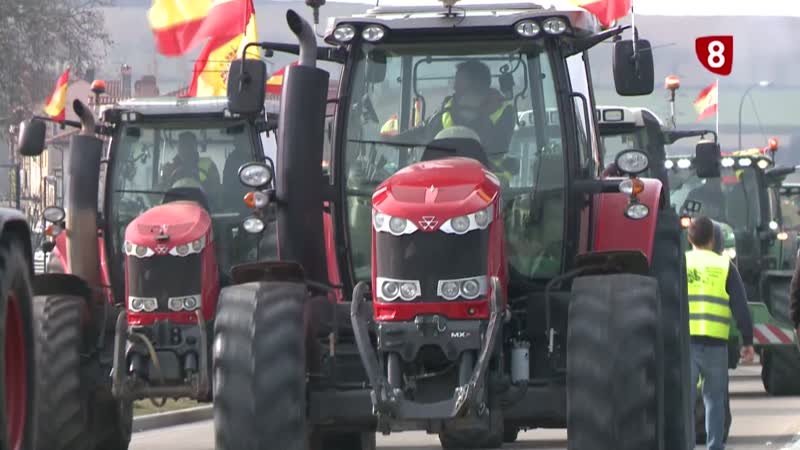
[148, 0, 254, 56]
[694, 81, 719, 122]
[265, 63, 299, 96]
[187, 0, 258, 97]
[44, 68, 70, 122]
[571, 0, 631, 27]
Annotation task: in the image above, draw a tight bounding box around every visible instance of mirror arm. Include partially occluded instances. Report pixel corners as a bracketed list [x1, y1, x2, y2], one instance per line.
[572, 25, 631, 54]
[572, 179, 621, 195]
[31, 115, 111, 136]
[247, 41, 347, 63]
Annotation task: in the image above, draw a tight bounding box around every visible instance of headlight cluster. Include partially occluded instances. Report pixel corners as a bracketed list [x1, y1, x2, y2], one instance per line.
[167, 295, 201, 312]
[373, 210, 418, 236]
[124, 241, 155, 258]
[440, 205, 493, 235]
[376, 277, 421, 302]
[124, 236, 206, 258]
[332, 23, 387, 43]
[169, 236, 206, 257]
[514, 17, 569, 37]
[129, 296, 158, 312]
[437, 276, 488, 301]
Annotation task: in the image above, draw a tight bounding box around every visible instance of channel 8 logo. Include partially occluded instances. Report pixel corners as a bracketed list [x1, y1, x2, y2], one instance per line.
[695, 36, 733, 76]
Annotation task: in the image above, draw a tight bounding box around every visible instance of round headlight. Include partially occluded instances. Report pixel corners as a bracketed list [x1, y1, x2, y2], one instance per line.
[757, 159, 770, 169]
[441, 281, 460, 300]
[461, 279, 480, 299]
[43, 206, 65, 223]
[362, 25, 385, 42]
[135, 245, 147, 257]
[333, 24, 356, 42]
[242, 216, 265, 234]
[168, 298, 184, 311]
[664, 160, 674, 170]
[143, 298, 158, 312]
[677, 159, 692, 169]
[125, 241, 133, 254]
[373, 211, 386, 229]
[183, 296, 199, 310]
[515, 20, 540, 37]
[474, 207, 491, 228]
[130, 298, 144, 311]
[625, 203, 650, 220]
[238, 162, 273, 188]
[615, 150, 649, 175]
[399, 283, 418, 301]
[542, 17, 568, 34]
[451, 216, 470, 233]
[192, 237, 205, 252]
[769, 220, 779, 230]
[721, 157, 735, 168]
[389, 217, 407, 234]
[382, 281, 399, 300]
[738, 157, 752, 167]
[175, 244, 190, 256]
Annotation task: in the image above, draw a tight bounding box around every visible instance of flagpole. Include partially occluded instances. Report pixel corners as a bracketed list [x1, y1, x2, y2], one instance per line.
[715, 78, 720, 139]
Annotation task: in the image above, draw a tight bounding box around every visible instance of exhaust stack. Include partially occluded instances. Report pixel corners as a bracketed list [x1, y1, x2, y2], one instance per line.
[65, 99, 102, 291]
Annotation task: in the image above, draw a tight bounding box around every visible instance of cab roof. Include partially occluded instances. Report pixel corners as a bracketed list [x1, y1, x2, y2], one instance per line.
[107, 96, 232, 119]
[596, 105, 664, 128]
[325, 1, 601, 44]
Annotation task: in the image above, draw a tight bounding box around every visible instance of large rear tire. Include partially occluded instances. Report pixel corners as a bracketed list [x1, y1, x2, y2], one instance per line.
[0, 237, 36, 450]
[760, 275, 800, 395]
[651, 213, 693, 450]
[567, 274, 661, 450]
[214, 282, 309, 450]
[32, 295, 89, 450]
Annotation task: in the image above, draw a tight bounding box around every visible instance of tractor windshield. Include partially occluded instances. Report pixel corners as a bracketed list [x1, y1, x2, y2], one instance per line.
[780, 187, 800, 232]
[106, 119, 268, 278]
[668, 165, 761, 232]
[342, 40, 565, 281]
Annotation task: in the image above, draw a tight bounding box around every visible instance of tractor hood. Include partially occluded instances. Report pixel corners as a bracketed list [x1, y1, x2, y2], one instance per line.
[372, 157, 500, 230]
[124, 201, 211, 255]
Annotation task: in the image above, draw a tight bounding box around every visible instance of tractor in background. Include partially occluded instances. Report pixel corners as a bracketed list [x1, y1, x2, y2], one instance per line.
[211, 2, 695, 450]
[17, 90, 281, 450]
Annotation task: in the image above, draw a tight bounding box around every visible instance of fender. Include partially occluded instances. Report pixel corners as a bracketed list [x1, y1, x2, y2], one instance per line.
[591, 177, 662, 265]
[0, 208, 33, 274]
[51, 231, 113, 304]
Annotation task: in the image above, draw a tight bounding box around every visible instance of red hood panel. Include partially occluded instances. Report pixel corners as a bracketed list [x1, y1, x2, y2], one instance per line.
[373, 157, 500, 228]
[125, 201, 211, 247]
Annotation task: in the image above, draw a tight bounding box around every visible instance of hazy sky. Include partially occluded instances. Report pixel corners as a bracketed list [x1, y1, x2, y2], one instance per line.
[324, 0, 800, 16]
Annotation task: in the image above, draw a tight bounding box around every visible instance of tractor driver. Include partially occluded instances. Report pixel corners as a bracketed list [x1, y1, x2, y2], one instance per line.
[162, 131, 222, 202]
[383, 60, 518, 184]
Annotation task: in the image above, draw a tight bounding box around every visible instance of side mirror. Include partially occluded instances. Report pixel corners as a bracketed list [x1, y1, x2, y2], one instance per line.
[612, 39, 655, 96]
[227, 58, 267, 115]
[18, 119, 47, 156]
[694, 140, 721, 179]
[366, 50, 387, 84]
[765, 166, 796, 186]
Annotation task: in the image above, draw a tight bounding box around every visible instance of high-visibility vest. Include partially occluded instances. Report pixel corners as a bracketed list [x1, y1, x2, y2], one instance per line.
[380, 114, 399, 136]
[198, 157, 217, 184]
[686, 249, 732, 340]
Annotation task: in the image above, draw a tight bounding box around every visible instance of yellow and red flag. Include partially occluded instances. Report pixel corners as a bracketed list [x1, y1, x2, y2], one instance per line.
[148, 0, 254, 56]
[187, 0, 258, 97]
[44, 68, 70, 122]
[694, 81, 719, 122]
[571, 0, 631, 28]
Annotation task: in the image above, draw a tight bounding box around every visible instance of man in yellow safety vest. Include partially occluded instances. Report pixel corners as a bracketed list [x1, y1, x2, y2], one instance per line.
[687, 216, 754, 450]
[163, 131, 221, 199]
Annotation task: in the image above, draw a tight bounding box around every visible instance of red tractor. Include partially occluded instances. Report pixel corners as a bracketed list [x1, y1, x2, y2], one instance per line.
[212, 2, 692, 450]
[17, 91, 279, 450]
[0, 207, 38, 450]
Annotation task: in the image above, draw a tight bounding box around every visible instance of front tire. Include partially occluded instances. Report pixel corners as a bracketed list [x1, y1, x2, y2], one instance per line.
[214, 282, 309, 450]
[567, 274, 661, 450]
[761, 347, 800, 396]
[0, 237, 36, 450]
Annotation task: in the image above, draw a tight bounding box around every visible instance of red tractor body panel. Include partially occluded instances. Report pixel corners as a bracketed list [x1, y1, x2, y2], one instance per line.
[591, 177, 663, 263]
[371, 157, 506, 321]
[123, 201, 219, 326]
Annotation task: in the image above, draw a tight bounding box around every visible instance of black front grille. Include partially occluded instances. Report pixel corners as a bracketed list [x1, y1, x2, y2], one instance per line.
[375, 228, 489, 300]
[127, 254, 202, 312]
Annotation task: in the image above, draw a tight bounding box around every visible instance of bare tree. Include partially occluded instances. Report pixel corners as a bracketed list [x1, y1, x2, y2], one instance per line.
[0, 0, 112, 117]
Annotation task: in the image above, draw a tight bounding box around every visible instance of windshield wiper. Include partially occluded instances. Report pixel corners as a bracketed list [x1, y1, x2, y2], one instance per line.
[348, 138, 442, 150]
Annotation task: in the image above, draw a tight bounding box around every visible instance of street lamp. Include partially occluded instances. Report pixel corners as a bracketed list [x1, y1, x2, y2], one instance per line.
[738, 80, 771, 149]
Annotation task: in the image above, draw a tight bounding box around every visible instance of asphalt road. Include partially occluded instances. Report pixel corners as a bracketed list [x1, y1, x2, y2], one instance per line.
[130, 365, 800, 450]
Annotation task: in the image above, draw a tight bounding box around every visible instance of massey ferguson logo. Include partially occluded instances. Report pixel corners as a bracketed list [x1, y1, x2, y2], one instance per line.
[419, 216, 438, 231]
[155, 245, 169, 255]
